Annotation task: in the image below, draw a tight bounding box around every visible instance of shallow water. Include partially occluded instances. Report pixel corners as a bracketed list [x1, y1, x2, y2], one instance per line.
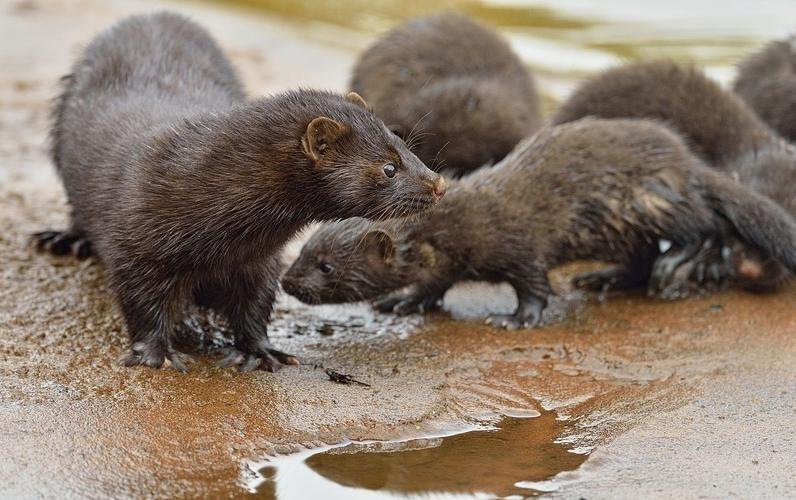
[250, 411, 587, 499]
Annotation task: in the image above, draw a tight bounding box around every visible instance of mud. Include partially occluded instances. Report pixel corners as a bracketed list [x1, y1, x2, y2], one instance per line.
[1, 0, 795, 498]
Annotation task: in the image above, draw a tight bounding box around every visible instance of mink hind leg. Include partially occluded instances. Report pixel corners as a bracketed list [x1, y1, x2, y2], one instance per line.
[649, 236, 789, 299]
[215, 258, 299, 372]
[647, 237, 730, 299]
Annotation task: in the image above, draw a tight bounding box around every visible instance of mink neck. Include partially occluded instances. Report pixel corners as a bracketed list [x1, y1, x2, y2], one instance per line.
[148, 101, 333, 258]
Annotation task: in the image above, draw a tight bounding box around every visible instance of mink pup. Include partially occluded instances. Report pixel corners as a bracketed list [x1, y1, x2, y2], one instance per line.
[34, 13, 444, 371]
[734, 35, 796, 143]
[552, 60, 796, 296]
[283, 118, 796, 328]
[350, 13, 542, 176]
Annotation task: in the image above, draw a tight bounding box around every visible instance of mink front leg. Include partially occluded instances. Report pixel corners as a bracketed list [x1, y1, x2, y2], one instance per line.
[373, 282, 452, 315]
[485, 267, 553, 330]
[114, 271, 192, 371]
[216, 258, 299, 372]
[573, 252, 656, 293]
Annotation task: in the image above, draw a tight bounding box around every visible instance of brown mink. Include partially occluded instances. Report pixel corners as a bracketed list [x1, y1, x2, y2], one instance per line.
[33, 12, 444, 371]
[734, 35, 796, 143]
[552, 60, 796, 297]
[350, 13, 542, 176]
[282, 118, 796, 328]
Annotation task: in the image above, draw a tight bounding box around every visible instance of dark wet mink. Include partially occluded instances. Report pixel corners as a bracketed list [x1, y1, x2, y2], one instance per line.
[552, 60, 796, 297]
[35, 12, 445, 371]
[283, 118, 796, 328]
[350, 13, 542, 177]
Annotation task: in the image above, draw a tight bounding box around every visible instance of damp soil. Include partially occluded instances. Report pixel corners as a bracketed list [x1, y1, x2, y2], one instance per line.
[2, 0, 795, 498]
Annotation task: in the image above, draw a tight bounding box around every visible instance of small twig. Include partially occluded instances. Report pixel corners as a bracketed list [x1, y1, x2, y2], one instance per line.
[325, 368, 371, 387]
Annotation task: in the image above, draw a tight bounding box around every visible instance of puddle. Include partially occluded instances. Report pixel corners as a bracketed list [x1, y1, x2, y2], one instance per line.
[248, 410, 587, 499]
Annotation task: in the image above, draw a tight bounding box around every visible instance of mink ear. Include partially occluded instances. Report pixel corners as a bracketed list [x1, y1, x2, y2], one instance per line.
[302, 117, 350, 162]
[345, 91, 372, 112]
[363, 230, 395, 262]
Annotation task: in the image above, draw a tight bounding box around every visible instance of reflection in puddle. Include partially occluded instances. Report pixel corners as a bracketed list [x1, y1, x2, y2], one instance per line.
[249, 411, 587, 499]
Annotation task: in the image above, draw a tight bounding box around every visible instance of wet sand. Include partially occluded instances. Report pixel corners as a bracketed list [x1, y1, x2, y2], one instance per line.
[1, 0, 795, 498]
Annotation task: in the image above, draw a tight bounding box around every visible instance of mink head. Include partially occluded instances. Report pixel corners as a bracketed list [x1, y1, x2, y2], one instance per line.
[282, 218, 408, 304]
[300, 91, 446, 220]
[390, 78, 536, 175]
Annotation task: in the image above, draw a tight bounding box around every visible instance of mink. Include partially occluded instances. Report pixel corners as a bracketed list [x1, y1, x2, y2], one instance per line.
[282, 118, 796, 328]
[734, 35, 796, 143]
[33, 12, 445, 371]
[350, 13, 542, 176]
[551, 60, 796, 297]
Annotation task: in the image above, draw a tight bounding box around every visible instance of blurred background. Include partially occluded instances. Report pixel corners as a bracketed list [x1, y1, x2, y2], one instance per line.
[4, 0, 794, 185]
[208, 0, 796, 109]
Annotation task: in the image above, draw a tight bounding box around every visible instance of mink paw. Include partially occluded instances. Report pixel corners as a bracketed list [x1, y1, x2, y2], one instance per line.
[122, 341, 193, 372]
[648, 239, 728, 300]
[484, 312, 541, 330]
[373, 290, 441, 315]
[217, 344, 299, 373]
[32, 230, 93, 258]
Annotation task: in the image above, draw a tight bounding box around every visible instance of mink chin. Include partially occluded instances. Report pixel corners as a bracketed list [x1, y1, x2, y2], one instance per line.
[34, 12, 444, 372]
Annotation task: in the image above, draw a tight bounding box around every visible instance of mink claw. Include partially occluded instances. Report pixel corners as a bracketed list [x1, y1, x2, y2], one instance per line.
[121, 341, 191, 372]
[32, 230, 93, 258]
[216, 346, 299, 372]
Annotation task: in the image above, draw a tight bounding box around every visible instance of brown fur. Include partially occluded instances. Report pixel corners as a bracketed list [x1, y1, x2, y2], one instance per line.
[552, 60, 796, 296]
[34, 12, 443, 371]
[283, 119, 796, 328]
[734, 36, 796, 142]
[350, 13, 542, 176]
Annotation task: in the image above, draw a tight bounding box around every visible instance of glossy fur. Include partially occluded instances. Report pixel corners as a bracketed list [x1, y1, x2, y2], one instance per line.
[36, 12, 443, 371]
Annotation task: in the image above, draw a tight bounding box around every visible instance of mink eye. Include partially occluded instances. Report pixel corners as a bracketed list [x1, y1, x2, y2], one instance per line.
[383, 163, 396, 178]
[319, 262, 334, 274]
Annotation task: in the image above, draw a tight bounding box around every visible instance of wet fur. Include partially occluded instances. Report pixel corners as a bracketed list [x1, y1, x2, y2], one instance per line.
[284, 119, 796, 327]
[350, 13, 542, 176]
[39, 12, 441, 370]
[552, 60, 796, 294]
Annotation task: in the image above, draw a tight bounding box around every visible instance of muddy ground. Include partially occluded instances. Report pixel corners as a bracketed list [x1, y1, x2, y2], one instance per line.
[1, 0, 794, 498]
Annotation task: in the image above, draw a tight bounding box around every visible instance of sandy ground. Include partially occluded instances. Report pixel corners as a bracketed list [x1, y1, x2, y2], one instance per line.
[1, 0, 795, 498]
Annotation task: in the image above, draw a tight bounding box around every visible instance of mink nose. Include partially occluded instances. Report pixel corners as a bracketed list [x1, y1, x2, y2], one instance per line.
[432, 176, 446, 199]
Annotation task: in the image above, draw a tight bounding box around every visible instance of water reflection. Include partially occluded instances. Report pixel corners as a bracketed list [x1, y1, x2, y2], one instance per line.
[250, 411, 587, 499]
